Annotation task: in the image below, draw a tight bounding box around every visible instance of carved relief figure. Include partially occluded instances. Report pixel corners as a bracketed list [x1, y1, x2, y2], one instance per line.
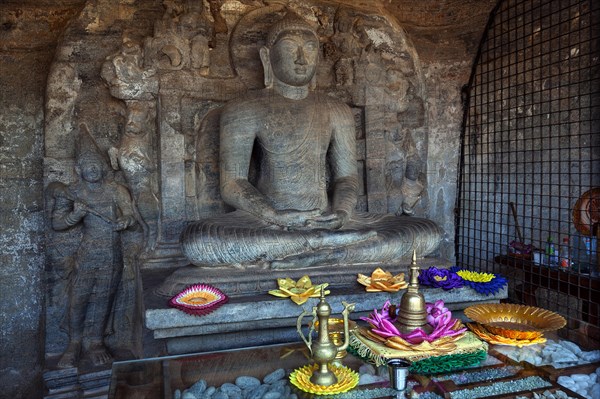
[400, 157, 425, 215]
[180, 13, 441, 269]
[101, 35, 158, 101]
[144, 0, 212, 73]
[330, 7, 360, 86]
[109, 101, 160, 254]
[50, 125, 136, 368]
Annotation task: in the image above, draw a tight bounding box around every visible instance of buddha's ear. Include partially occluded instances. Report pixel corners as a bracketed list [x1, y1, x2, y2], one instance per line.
[259, 46, 273, 89]
[309, 51, 319, 90]
[309, 72, 317, 90]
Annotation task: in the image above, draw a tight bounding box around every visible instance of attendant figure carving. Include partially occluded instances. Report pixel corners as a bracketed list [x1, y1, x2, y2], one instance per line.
[180, 12, 441, 269]
[400, 157, 425, 216]
[109, 101, 160, 254]
[101, 35, 158, 101]
[50, 125, 136, 368]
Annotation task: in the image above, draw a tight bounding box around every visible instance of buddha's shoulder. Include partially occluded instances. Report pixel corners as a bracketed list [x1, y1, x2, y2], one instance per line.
[222, 90, 268, 113]
[311, 93, 353, 117]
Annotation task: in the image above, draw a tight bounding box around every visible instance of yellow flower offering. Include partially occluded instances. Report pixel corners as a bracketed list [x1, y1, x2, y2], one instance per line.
[289, 364, 359, 395]
[456, 270, 495, 283]
[357, 268, 408, 292]
[268, 275, 329, 305]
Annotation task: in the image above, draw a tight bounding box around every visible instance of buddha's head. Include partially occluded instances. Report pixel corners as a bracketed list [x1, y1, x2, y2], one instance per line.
[260, 12, 319, 89]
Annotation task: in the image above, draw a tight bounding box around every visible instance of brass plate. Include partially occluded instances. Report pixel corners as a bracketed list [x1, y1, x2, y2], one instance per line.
[464, 303, 566, 339]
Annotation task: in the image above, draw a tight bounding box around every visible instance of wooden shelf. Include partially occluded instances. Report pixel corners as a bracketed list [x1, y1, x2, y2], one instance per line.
[494, 255, 599, 326]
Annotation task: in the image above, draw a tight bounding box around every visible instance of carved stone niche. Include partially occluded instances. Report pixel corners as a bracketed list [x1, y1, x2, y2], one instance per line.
[44, 1, 443, 356]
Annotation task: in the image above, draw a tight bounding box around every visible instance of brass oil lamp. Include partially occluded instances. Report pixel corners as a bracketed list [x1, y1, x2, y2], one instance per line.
[296, 287, 355, 386]
[395, 251, 430, 334]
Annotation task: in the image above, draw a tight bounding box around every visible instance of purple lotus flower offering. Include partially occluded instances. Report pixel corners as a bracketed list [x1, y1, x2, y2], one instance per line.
[361, 301, 400, 338]
[418, 267, 464, 290]
[363, 299, 466, 345]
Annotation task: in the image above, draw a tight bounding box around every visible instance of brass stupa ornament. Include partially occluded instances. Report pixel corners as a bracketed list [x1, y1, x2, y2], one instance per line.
[395, 251, 430, 334]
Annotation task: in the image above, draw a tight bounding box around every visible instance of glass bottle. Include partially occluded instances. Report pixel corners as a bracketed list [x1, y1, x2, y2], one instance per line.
[545, 236, 557, 267]
[560, 237, 572, 269]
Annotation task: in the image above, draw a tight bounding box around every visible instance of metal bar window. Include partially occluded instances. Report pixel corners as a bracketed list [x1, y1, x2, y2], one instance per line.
[457, 0, 600, 348]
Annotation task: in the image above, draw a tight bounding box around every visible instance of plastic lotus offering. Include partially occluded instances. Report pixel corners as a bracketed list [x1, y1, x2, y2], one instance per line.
[449, 266, 508, 295]
[361, 300, 467, 352]
[357, 268, 408, 292]
[268, 275, 329, 305]
[418, 267, 464, 290]
[289, 364, 359, 395]
[169, 283, 229, 316]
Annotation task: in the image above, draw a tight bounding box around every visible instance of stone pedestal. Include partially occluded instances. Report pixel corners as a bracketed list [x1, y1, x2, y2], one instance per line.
[143, 264, 507, 355]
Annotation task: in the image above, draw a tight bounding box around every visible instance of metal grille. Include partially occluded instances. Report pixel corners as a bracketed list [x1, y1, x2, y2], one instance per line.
[457, 0, 600, 348]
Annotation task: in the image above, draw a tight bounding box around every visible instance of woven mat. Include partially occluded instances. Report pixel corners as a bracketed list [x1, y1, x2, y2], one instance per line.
[350, 329, 488, 367]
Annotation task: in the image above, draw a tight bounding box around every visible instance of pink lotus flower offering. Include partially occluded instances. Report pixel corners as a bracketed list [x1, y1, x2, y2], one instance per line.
[362, 299, 466, 345]
[169, 283, 229, 316]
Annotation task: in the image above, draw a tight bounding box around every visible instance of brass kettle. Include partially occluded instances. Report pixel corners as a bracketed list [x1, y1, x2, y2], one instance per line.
[296, 287, 355, 386]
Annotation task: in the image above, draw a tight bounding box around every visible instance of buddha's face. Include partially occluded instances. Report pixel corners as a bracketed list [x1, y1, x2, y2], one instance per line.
[269, 30, 319, 87]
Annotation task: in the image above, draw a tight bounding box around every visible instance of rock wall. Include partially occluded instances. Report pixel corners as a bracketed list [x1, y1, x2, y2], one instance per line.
[0, 0, 496, 397]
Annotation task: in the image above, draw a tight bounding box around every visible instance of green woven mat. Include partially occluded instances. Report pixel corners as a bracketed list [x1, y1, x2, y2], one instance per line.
[348, 340, 488, 375]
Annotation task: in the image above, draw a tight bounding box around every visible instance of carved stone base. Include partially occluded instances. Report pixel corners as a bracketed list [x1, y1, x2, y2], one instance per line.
[154, 257, 451, 298]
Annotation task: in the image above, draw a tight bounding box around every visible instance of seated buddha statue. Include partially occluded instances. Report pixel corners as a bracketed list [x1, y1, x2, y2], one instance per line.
[180, 13, 441, 269]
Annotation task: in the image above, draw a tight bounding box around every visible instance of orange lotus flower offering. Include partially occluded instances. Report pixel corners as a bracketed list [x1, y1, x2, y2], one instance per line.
[357, 268, 408, 292]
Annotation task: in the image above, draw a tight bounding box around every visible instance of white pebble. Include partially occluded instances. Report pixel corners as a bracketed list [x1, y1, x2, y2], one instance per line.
[552, 350, 579, 365]
[581, 350, 600, 362]
[560, 340, 582, 355]
[359, 364, 376, 375]
[572, 374, 590, 382]
[554, 391, 569, 399]
[557, 376, 575, 386]
[377, 365, 389, 378]
[358, 373, 385, 385]
[590, 383, 600, 399]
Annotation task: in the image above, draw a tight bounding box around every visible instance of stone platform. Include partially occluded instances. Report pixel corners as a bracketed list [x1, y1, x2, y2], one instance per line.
[152, 258, 453, 298]
[143, 263, 507, 355]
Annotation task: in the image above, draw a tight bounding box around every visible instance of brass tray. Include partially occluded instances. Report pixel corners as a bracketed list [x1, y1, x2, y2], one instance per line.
[467, 322, 547, 346]
[464, 304, 566, 339]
